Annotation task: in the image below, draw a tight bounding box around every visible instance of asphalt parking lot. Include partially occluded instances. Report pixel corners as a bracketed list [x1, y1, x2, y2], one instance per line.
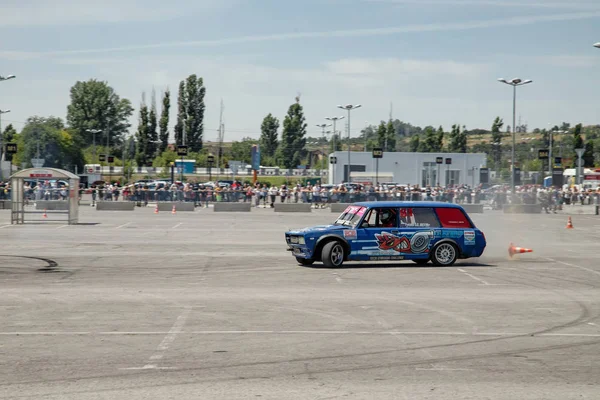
[1, 206, 599, 399]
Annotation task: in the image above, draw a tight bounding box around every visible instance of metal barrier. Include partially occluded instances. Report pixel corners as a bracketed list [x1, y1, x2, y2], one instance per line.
[96, 202, 136, 211]
[213, 203, 251, 212]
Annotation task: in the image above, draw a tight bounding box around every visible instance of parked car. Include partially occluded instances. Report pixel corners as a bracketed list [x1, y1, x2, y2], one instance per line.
[285, 201, 486, 268]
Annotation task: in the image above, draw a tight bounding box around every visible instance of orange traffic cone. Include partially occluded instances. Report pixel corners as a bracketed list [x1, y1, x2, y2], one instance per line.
[42, 209, 48, 219]
[508, 243, 533, 258]
[171, 204, 177, 214]
[566, 216, 574, 229]
[154, 204, 159, 214]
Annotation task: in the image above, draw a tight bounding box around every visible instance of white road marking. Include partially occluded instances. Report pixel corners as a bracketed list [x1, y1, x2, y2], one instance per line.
[140, 306, 191, 369]
[116, 222, 132, 229]
[0, 224, 12, 229]
[457, 268, 490, 285]
[1, 330, 599, 338]
[171, 222, 183, 229]
[416, 367, 472, 371]
[545, 257, 600, 277]
[56, 225, 68, 229]
[332, 273, 342, 283]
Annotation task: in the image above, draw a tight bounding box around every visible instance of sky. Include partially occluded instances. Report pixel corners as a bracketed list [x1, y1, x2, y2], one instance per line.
[1, 0, 600, 142]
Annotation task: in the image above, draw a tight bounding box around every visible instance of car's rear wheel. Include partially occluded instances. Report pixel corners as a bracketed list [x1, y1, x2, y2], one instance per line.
[412, 259, 429, 266]
[296, 257, 314, 266]
[322, 241, 345, 268]
[431, 242, 458, 266]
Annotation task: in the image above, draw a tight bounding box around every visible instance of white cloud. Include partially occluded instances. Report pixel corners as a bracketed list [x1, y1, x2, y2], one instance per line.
[529, 55, 600, 68]
[0, 0, 230, 26]
[1, 10, 600, 59]
[363, 0, 600, 10]
[325, 58, 486, 78]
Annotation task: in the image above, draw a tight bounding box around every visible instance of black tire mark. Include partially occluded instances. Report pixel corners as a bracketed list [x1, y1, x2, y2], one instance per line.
[0, 255, 58, 271]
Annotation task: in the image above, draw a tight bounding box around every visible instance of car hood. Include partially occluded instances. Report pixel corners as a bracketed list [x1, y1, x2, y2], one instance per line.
[286, 225, 348, 235]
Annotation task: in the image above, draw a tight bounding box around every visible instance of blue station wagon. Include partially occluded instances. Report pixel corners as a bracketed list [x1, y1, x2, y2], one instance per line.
[285, 202, 486, 267]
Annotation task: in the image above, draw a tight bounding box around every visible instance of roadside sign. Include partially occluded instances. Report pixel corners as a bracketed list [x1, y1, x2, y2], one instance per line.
[107, 156, 115, 163]
[436, 157, 443, 164]
[330, 156, 337, 164]
[538, 149, 549, 160]
[445, 158, 452, 165]
[5, 143, 17, 154]
[554, 157, 562, 166]
[207, 155, 215, 166]
[99, 154, 106, 162]
[372, 148, 383, 158]
[177, 145, 189, 156]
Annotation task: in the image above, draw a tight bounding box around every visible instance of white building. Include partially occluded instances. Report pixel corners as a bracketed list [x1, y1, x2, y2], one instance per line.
[328, 151, 487, 187]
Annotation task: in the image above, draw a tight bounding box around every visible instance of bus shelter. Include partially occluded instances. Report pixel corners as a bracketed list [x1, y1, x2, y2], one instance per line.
[11, 168, 80, 225]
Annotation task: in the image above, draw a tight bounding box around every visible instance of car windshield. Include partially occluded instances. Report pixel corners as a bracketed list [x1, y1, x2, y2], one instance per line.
[334, 205, 367, 227]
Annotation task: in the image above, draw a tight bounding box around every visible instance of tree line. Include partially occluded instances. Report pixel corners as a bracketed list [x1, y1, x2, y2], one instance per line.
[2, 76, 599, 178]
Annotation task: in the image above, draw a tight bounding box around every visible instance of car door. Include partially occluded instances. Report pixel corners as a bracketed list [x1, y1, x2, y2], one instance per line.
[354, 207, 405, 261]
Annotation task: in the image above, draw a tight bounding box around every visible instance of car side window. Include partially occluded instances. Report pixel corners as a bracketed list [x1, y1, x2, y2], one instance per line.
[412, 208, 441, 228]
[398, 208, 440, 228]
[360, 209, 378, 228]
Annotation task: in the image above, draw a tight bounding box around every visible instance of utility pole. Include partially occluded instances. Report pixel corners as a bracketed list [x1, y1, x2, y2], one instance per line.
[216, 99, 224, 181]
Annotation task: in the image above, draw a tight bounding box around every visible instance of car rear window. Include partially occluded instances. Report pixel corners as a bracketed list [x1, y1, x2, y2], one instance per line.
[434, 207, 473, 228]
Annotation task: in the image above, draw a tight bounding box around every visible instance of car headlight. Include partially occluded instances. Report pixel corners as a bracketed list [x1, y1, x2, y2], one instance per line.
[298, 236, 305, 245]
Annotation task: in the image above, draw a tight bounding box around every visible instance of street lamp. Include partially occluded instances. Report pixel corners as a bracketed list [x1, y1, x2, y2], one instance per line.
[0, 109, 11, 181]
[0, 75, 15, 82]
[325, 116, 345, 154]
[594, 43, 600, 48]
[315, 123, 332, 173]
[337, 104, 362, 183]
[497, 78, 532, 198]
[86, 129, 102, 165]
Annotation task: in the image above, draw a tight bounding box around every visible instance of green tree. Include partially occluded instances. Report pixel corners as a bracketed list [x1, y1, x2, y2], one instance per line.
[385, 120, 396, 151]
[230, 138, 258, 164]
[185, 75, 206, 152]
[419, 126, 437, 152]
[409, 135, 420, 152]
[135, 96, 150, 166]
[573, 123, 584, 153]
[159, 89, 170, 153]
[66, 79, 133, 150]
[376, 122, 387, 149]
[174, 80, 186, 146]
[147, 89, 158, 159]
[17, 116, 84, 170]
[2, 124, 18, 162]
[278, 97, 307, 169]
[259, 113, 279, 157]
[583, 141, 595, 167]
[434, 126, 444, 152]
[448, 124, 467, 153]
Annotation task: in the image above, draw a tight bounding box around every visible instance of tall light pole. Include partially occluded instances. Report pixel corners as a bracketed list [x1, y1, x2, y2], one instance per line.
[497, 78, 532, 197]
[315, 123, 331, 174]
[0, 75, 16, 82]
[0, 109, 10, 181]
[594, 42, 600, 48]
[325, 116, 344, 154]
[337, 104, 362, 182]
[86, 129, 102, 165]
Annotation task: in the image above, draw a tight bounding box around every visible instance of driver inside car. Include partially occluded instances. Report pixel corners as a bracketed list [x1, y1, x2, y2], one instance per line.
[379, 209, 397, 227]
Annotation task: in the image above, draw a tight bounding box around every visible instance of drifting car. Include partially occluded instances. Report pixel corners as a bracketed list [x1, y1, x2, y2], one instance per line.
[285, 201, 486, 267]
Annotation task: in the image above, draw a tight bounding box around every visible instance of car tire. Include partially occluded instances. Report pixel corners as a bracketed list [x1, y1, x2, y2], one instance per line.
[412, 259, 429, 266]
[431, 242, 458, 266]
[296, 257, 314, 266]
[321, 241, 345, 268]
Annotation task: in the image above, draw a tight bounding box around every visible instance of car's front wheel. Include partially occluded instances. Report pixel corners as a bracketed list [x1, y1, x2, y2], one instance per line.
[321, 241, 345, 268]
[431, 242, 458, 266]
[296, 257, 314, 266]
